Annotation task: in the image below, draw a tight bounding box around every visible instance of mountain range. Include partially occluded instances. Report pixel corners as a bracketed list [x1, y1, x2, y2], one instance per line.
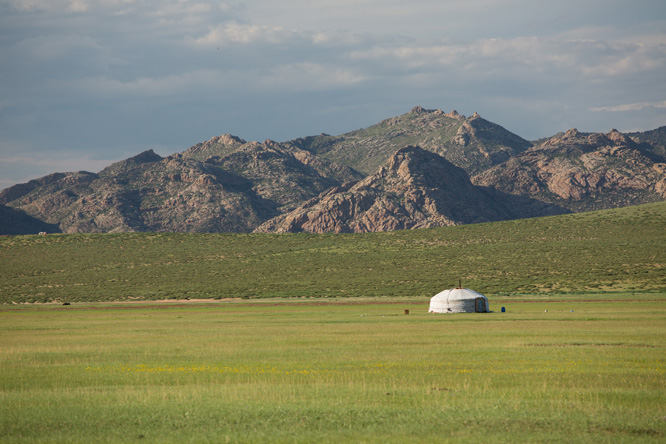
[2, 106, 665, 235]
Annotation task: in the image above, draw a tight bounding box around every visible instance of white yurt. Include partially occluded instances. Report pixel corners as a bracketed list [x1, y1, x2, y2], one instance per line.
[429, 286, 489, 313]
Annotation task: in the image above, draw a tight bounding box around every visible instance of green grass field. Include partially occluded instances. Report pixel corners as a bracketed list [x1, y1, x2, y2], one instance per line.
[1, 202, 665, 442]
[2, 202, 666, 304]
[1, 299, 665, 443]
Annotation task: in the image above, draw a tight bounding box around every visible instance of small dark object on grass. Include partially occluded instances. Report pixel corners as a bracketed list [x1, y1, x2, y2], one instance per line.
[62, 302, 70, 306]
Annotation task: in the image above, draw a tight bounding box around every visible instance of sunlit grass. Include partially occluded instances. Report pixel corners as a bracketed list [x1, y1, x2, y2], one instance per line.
[1, 300, 665, 442]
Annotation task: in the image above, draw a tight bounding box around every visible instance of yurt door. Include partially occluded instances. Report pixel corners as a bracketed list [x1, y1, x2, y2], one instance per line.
[475, 297, 486, 313]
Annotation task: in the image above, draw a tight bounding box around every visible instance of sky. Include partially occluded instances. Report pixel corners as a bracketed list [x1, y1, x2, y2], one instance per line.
[1, 0, 665, 190]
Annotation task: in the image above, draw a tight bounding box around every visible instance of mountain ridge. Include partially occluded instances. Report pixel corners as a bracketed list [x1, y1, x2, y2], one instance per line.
[1, 107, 665, 235]
[292, 106, 532, 176]
[255, 146, 567, 233]
[473, 127, 666, 212]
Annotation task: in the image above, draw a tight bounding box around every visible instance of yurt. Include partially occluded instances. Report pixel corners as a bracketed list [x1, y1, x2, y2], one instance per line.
[429, 287, 489, 313]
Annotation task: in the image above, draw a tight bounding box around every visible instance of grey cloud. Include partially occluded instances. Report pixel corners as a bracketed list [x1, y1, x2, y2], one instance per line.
[590, 101, 666, 112]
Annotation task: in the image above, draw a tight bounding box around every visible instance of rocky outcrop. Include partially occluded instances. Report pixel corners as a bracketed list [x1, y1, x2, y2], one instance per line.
[0, 154, 278, 233]
[0, 138, 360, 233]
[0, 172, 71, 205]
[98, 149, 163, 177]
[628, 126, 666, 161]
[1, 108, 664, 234]
[295, 106, 532, 176]
[473, 129, 666, 212]
[255, 146, 566, 233]
[207, 140, 363, 210]
[182, 134, 247, 161]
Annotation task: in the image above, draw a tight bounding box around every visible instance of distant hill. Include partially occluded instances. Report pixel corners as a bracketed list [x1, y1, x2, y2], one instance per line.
[0, 144, 360, 233]
[292, 106, 532, 176]
[256, 146, 566, 233]
[1, 107, 665, 234]
[474, 128, 666, 212]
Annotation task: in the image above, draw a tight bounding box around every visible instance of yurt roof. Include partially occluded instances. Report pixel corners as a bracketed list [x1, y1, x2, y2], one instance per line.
[431, 288, 486, 301]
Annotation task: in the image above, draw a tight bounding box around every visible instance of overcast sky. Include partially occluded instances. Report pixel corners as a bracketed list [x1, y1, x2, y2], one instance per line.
[1, 0, 665, 189]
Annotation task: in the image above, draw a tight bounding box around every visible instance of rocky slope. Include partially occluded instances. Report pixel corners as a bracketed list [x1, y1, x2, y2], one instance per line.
[255, 146, 567, 233]
[206, 140, 363, 211]
[0, 150, 275, 233]
[1, 107, 665, 234]
[628, 126, 666, 160]
[292, 106, 532, 176]
[0, 143, 361, 233]
[473, 128, 666, 212]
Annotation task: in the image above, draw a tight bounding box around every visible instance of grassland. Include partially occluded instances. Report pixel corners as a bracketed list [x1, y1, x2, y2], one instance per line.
[1, 202, 665, 304]
[1, 300, 664, 443]
[1, 203, 665, 442]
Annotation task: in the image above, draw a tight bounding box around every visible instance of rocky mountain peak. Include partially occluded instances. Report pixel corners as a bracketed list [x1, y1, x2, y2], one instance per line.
[132, 149, 163, 163]
[474, 126, 666, 211]
[182, 134, 247, 161]
[410, 106, 465, 119]
[628, 126, 666, 162]
[255, 144, 565, 234]
[383, 146, 469, 187]
[99, 149, 162, 177]
[606, 128, 633, 145]
[209, 134, 246, 146]
[445, 109, 465, 119]
[540, 128, 586, 148]
[544, 128, 634, 149]
[295, 106, 531, 177]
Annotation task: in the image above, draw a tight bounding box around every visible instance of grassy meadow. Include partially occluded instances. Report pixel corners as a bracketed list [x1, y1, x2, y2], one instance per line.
[1, 202, 665, 442]
[1, 201, 666, 304]
[1, 300, 665, 443]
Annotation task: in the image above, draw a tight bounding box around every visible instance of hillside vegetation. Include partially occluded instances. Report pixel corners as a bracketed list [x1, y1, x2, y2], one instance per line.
[1, 202, 665, 304]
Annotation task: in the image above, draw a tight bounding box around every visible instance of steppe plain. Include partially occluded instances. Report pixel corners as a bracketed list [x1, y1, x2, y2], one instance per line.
[1, 202, 665, 443]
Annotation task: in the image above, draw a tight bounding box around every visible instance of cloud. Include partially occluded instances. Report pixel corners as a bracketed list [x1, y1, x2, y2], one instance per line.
[68, 62, 366, 99]
[4, 1, 236, 28]
[187, 23, 299, 47]
[350, 36, 666, 80]
[590, 101, 666, 112]
[260, 63, 367, 91]
[13, 33, 105, 63]
[71, 70, 233, 97]
[185, 21, 370, 49]
[4, 0, 135, 13]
